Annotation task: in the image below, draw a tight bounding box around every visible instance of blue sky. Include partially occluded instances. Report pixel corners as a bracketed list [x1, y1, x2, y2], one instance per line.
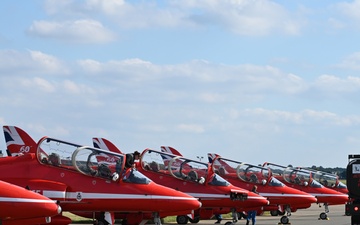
[1, 0, 360, 168]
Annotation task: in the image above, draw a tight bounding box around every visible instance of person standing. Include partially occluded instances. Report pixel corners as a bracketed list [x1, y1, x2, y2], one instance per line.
[133, 151, 140, 167]
[246, 185, 258, 225]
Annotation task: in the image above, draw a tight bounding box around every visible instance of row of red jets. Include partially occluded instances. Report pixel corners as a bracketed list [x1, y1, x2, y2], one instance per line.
[0, 125, 348, 225]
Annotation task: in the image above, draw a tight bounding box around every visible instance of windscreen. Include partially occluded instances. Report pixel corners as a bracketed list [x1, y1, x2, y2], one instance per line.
[123, 169, 151, 184]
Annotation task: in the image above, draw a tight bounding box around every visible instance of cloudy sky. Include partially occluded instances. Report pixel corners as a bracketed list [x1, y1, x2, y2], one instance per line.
[1, 0, 360, 168]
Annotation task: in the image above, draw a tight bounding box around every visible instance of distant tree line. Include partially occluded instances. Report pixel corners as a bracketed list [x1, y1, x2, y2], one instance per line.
[309, 165, 346, 179]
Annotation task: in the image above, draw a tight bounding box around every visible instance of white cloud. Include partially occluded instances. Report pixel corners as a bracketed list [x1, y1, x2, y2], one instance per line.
[85, 0, 126, 15]
[44, 0, 126, 16]
[29, 50, 68, 74]
[42, 0, 305, 36]
[314, 74, 360, 92]
[33, 77, 56, 93]
[335, 52, 360, 70]
[177, 124, 205, 133]
[0, 50, 68, 75]
[28, 20, 116, 43]
[198, 93, 226, 103]
[62, 80, 100, 96]
[76, 59, 307, 96]
[335, 0, 360, 21]
[239, 108, 360, 127]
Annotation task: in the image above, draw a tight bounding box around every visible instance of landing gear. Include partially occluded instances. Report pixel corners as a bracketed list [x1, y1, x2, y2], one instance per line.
[188, 216, 200, 223]
[319, 212, 328, 220]
[318, 203, 329, 220]
[95, 212, 110, 225]
[176, 215, 189, 224]
[231, 208, 239, 223]
[270, 210, 279, 216]
[280, 216, 289, 224]
[277, 205, 291, 224]
[222, 208, 240, 225]
[96, 221, 108, 225]
[153, 212, 162, 225]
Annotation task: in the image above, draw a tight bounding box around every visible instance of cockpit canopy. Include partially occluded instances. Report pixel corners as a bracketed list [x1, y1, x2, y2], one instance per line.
[141, 149, 209, 184]
[283, 167, 312, 186]
[212, 157, 272, 186]
[305, 169, 344, 189]
[36, 137, 150, 184]
[264, 163, 313, 187]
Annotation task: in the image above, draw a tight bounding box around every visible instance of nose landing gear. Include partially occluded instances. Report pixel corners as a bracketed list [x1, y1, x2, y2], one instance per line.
[278, 205, 291, 224]
[318, 203, 329, 220]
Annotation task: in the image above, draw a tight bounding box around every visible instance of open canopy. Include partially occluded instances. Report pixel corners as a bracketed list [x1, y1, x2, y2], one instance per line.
[140, 149, 231, 186]
[36, 137, 150, 184]
[211, 157, 284, 187]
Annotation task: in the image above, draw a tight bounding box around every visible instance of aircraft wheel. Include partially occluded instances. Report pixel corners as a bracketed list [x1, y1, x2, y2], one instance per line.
[280, 216, 289, 224]
[176, 215, 189, 224]
[189, 216, 200, 223]
[270, 210, 279, 216]
[224, 222, 233, 225]
[319, 212, 328, 220]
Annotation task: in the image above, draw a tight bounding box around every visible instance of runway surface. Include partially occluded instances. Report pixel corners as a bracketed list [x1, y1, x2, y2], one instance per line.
[71, 203, 350, 225]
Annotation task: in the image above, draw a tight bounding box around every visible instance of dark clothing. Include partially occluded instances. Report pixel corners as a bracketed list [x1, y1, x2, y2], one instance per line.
[246, 210, 256, 225]
[214, 214, 222, 224]
[246, 186, 258, 225]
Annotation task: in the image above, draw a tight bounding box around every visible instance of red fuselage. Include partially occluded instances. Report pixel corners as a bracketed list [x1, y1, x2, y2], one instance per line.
[136, 164, 269, 212]
[273, 175, 348, 205]
[0, 154, 201, 216]
[0, 180, 60, 225]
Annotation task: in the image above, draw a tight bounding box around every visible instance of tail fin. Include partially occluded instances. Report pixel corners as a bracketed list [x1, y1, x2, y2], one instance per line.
[92, 137, 123, 154]
[160, 146, 183, 156]
[3, 126, 37, 156]
[207, 153, 220, 163]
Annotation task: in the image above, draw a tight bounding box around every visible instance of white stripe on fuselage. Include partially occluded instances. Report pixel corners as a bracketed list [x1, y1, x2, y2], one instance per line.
[307, 193, 347, 197]
[41, 190, 197, 201]
[0, 197, 55, 203]
[259, 192, 313, 198]
[185, 192, 264, 200]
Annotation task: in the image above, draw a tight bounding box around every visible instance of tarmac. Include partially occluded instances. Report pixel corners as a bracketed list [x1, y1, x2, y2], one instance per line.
[71, 203, 350, 225]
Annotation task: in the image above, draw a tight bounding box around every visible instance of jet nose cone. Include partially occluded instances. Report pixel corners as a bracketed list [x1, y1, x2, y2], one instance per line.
[247, 191, 269, 207]
[161, 187, 202, 212]
[315, 189, 348, 205]
[173, 193, 202, 211]
[307, 195, 318, 204]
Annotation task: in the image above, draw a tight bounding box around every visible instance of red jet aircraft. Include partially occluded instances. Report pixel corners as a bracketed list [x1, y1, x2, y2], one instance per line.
[0, 179, 61, 225]
[93, 138, 269, 225]
[2, 126, 201, 225]
[263, 162, 348, 220]
[207, 153, 317, 224]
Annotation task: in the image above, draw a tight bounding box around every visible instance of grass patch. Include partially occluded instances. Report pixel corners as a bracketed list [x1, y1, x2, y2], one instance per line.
[63, 212, 93, 223]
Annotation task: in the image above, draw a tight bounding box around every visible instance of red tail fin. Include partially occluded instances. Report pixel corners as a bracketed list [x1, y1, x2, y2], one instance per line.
[160, 146, 183, 156]
[3, 126, 37, 156]
[92, 137, 123, 154]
